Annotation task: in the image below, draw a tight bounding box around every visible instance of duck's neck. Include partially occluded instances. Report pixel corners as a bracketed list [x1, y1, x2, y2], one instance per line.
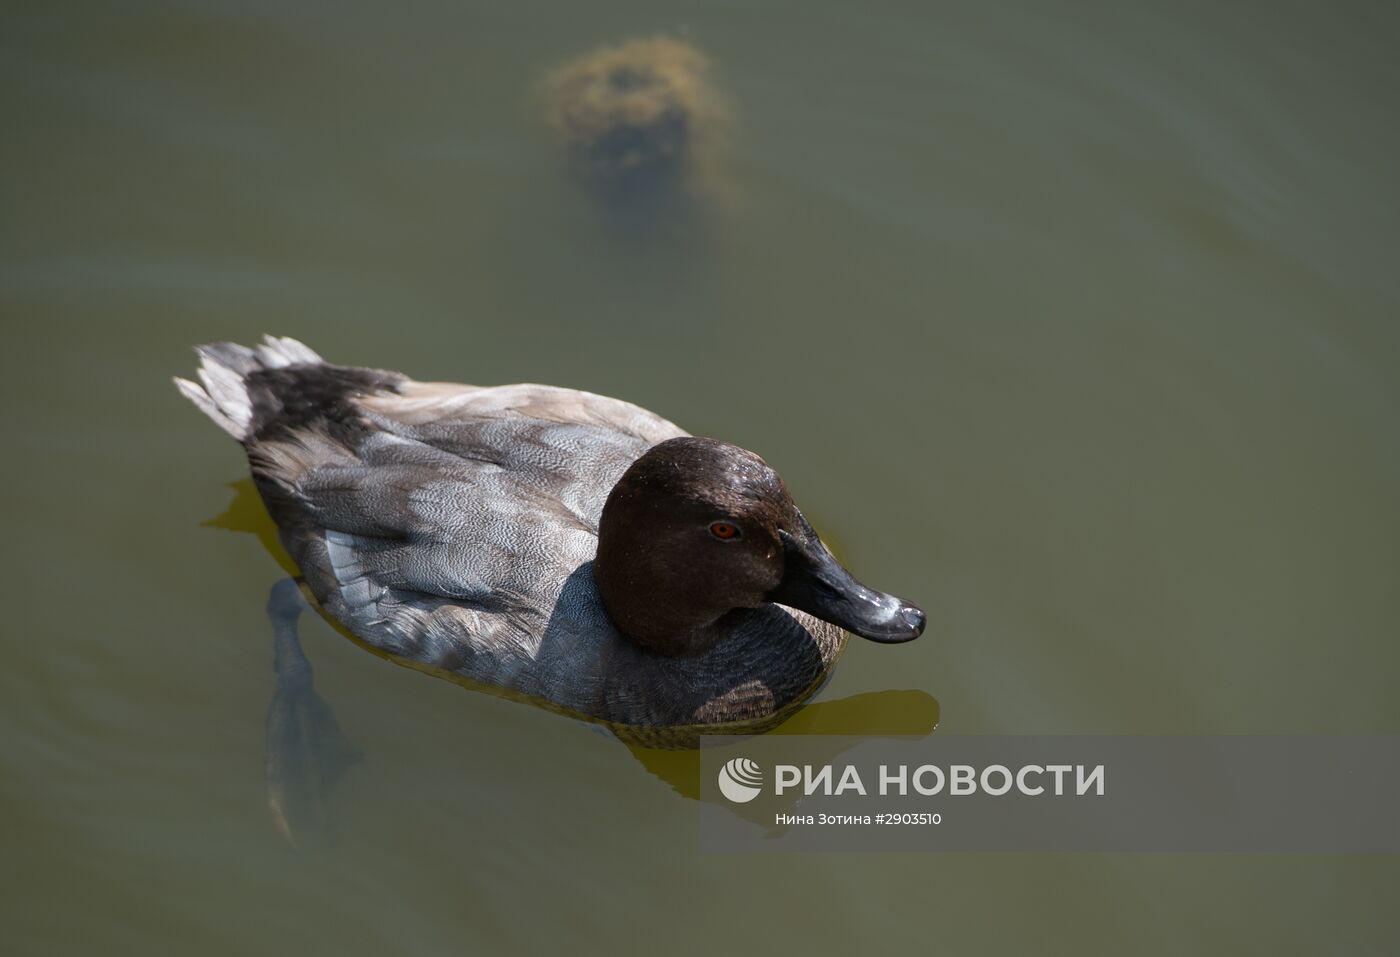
[591, 557, 742, 657]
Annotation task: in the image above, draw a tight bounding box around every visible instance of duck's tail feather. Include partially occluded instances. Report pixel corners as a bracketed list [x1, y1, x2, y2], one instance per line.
[174, 335, 324, 441]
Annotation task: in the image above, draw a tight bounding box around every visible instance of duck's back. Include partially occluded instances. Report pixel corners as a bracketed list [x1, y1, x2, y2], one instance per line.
[177, 338, 844, 736]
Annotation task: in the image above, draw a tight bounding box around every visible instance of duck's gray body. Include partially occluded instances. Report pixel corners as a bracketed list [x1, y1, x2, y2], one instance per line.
[177, 338, 845, 736]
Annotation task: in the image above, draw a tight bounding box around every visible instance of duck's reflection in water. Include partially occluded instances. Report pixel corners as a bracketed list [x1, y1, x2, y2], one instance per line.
[263, 579, 363, 847]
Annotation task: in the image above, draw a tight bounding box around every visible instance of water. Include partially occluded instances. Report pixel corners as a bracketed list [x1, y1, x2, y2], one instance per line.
[4, 0, 1398, 952]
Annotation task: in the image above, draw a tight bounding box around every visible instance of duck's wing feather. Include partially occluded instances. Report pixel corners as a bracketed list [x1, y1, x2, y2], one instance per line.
[359, 380, 683, 443]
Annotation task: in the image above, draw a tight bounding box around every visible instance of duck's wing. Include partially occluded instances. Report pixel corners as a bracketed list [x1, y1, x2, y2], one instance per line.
[248, 382, 684, 700]
[354, 381, 687, 530]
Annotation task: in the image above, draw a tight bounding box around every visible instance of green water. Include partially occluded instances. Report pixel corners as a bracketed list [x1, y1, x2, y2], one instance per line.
[4, 0, 1398, 952]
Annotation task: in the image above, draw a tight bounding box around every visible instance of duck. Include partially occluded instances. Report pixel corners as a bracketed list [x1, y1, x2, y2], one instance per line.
[176, 336, 925, 744]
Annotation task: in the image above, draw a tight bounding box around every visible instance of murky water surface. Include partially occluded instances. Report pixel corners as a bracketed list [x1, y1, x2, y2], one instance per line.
[4, 1, 1397, 952]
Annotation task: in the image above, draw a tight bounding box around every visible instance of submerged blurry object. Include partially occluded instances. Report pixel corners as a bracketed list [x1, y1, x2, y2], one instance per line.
[545, 36, 726, 205]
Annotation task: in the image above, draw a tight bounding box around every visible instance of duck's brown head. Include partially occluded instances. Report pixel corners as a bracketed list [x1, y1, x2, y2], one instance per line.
[592, 436, 925, 656]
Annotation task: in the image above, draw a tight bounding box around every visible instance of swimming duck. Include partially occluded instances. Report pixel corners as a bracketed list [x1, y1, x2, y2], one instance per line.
[176, 337, 924, 742]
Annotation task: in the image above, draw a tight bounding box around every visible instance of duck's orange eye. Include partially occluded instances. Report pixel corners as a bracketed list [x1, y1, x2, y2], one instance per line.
[709, 521, 741, 541]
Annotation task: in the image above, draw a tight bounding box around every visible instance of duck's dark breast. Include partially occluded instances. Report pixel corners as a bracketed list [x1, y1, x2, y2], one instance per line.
[605, 605, 847, 729]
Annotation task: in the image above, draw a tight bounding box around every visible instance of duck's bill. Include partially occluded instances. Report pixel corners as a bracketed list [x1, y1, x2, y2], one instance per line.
[768, 518, 926, 644]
